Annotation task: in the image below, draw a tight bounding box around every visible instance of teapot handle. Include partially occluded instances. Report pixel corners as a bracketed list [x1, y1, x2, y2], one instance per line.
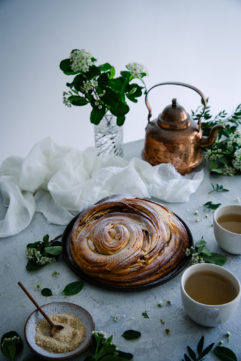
[145, 81, 207, 131]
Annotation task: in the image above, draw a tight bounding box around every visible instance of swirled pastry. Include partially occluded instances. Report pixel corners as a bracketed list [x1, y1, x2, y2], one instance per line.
[70, 196, 190, 288]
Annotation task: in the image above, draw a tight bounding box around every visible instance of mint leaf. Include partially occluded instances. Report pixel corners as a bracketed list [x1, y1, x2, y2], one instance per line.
[62, 280, 84, 295]
[41, 288, 52, 297]
[203, 252, 227, 266]
[122, 330, 141, 340]
[44, 246, 62, 256]
[213, 346, 238, 361]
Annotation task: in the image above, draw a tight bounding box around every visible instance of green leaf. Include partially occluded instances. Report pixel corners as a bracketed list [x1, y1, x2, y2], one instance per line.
[117, 351, 133, 360]
[108, 77, 127, 93]
[59, 59, 76, 75]
[42, 234, 49, 244]
[183, 355, 192, 361]
[26, 260, 42, 271]
[98, 72, 109, 88]
[109, 66, 115, 79]
[1, 331, 23, 361]
[99, 63, 112, 71]
[122, 330, 141, 340]
[200, 342, 215, 358]
[126, 94, 138, 103]
[22, 355, 46, 361]
[203, 201, 221, 210]
[187, 346, 197, 361]
[203, 252, 227, 266]
[90, 107, 106, 125]
[41, 288, 52, 297]
[68, 96, 88, 106]
[62, 280, 84, 295]
[142, 311, 149, 319]
[213, 346, 237, 361]
[85, 65, 101, 80]
[117, 115, 125, 126]
[44, 246, 63, 256]
[72, 74, 86, 91]
[110, 101, 129, 117]
[209, 184, 229, 193]
[120, 71, 132, 80]
[197, 336, 204, 354]
[101, 356, 128, 361]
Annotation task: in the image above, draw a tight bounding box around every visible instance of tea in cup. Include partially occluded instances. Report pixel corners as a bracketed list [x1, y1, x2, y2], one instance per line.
[180, 263, 240, 327]
[213, 204, 241, 254]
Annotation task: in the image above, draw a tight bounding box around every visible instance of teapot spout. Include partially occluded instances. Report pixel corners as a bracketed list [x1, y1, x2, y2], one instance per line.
[199, 124, 225, 148]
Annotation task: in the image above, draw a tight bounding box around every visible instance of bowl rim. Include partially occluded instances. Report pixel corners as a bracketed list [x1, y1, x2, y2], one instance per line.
[24, 301, 95, 360]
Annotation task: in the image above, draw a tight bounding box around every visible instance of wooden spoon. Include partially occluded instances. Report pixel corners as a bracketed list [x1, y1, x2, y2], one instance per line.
[18, 281, 64, 337]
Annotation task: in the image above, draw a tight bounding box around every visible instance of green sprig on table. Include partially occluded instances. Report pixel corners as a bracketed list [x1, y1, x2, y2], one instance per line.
[208, 183, 229, 193]
[25, 234, 62, 271]
[0, 331, 23, 361]
[84, 331, 133, 361]
[192, 99, 241, 175]
[186, 237, 226, 266]
[203, 201, 221, 210]
[182, 336, 238, 361]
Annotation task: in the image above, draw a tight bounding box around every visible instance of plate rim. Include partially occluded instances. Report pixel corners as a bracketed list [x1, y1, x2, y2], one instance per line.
[24, 301, 95, 360]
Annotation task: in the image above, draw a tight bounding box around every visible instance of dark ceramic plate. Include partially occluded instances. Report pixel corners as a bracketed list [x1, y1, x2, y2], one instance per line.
[62, 210, 193, 291]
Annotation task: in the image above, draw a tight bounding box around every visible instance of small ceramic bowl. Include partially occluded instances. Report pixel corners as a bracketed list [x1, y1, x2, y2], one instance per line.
[213, 204, 241, 255]
[24, 302, 95, 360]
[181, 263, 240, 327]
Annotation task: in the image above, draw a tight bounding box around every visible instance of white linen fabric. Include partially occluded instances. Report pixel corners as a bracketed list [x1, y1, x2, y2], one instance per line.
[0, 138, 204, 237]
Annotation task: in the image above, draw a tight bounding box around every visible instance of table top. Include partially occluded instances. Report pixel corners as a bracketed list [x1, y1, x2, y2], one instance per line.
[1, 139, 241, 361]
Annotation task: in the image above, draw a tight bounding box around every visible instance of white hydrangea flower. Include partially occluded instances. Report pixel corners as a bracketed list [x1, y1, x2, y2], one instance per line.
[233, 148, 241, 171]
[222, 165, 236, 176]
[126, 62, 148, 78]
[227, 129, 241, 151]
[63, 92, 71, 107]
[70, 49, 95, 73]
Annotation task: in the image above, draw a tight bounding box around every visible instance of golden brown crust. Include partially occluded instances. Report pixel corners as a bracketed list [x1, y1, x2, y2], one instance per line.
[70, 196, 189, 287]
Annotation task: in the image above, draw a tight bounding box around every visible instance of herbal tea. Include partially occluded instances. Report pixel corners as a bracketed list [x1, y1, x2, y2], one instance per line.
[184, 271, 237, 305]
[217, 214, 241, 234]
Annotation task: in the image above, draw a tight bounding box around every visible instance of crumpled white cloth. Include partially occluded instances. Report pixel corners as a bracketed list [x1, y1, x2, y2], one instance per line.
[0, 137, 204, 237]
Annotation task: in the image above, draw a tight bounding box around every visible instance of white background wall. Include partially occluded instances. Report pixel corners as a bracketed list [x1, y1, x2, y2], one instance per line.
[1, 0, 241, 163]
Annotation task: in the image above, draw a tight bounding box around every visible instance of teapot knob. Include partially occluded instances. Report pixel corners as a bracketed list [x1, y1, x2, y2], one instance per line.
[145, 81, 207, 131]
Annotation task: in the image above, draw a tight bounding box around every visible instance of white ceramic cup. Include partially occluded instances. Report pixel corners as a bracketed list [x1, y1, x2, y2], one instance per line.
[180, 263, 240, 327]
[213, 204, 241, 255]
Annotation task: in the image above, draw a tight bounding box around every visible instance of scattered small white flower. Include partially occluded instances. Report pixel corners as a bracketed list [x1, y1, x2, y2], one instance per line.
[193, 210, 199, 215]
[126, 62, 148, 78]
[111, 315, 119, 322]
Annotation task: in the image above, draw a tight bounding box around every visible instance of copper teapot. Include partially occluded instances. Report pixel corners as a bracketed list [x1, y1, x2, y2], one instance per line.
[142, 82, 224, 174]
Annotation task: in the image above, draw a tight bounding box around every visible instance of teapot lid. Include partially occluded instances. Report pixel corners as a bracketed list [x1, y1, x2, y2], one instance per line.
[158, 98, 190, 130]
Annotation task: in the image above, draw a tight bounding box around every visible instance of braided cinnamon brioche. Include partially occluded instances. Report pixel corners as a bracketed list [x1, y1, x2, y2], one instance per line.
[70, 196, 189, 287]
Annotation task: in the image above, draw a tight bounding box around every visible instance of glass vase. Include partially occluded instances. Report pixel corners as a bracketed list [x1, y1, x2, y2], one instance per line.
[94, 112, 123, 157]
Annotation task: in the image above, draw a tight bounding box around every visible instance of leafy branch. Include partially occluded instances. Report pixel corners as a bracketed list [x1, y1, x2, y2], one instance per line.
[203, 201, 221, 210]
[84, 331, 132, 361]
[182, 336, 238, 361]
[208, 183, 229, 194]
[192, 99, 241, 175]
[186, 236, 226, 265]
[60, 49, 148, 126]
[26, 234, 63, 271]
[182, 336, 214, 361]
